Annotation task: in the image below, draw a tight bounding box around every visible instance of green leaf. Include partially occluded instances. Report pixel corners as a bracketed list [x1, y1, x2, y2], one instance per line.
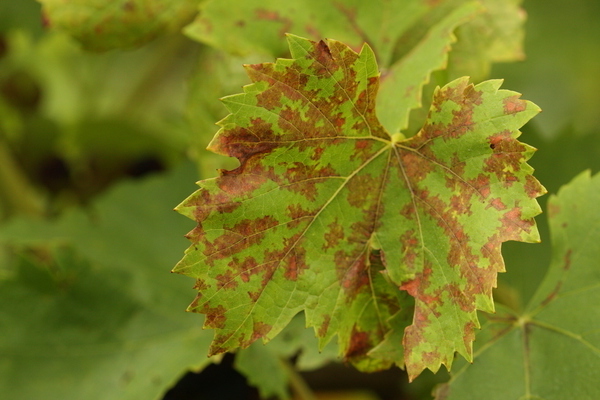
[174, 35, 544, 380]
[447, 0, 526, 81]
[38, 0, 200, 51]
[0, 162, 213, 400]
[437, 170, 600, 399]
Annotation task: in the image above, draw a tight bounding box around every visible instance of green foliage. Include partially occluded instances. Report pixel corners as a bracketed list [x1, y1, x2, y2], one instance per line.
[0, 163, 213, 399]
[1, 0, 600, 398]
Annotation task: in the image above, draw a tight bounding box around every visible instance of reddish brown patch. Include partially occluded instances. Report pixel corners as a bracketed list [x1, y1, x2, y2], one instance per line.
[449, 192, 474, 216]
[248, 290, 261, 302]
[462, 320, 477, 353]
[216, 269, 238, 290]
[399, 148, 436, 184]
[525, 174, 544, 199]
[318, 315, 331, 337]
[345, 325, 371, 360]
[286, 204, 312, 229]
[400, 230, 420, 271]
[445, 283, 473, 312]
[468, 173, 491, 198]
[487, 197, 507, 211]
[323, 219, 344, 250]
[284, 162, 336, 201]
[334, 249, 370, 298]
[400, 265, 439, 309]
[484, 133, 527, 185]
[193, 279, 210, 291]
[346, 174, 380, 208]
[503, 95, 527, 115]
[202, 304, 227, 329]
[251, 321, 273, 341]
[283, 246, 308, 281]
[204, 216, 279, 259]
[499, 206, 535, 238]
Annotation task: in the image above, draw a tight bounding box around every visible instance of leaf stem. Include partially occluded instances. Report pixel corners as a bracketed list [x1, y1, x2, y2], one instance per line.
[281, 358, 317, 400]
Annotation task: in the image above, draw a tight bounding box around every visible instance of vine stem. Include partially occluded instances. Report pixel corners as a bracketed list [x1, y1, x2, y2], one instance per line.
[280, 358, 318, 400]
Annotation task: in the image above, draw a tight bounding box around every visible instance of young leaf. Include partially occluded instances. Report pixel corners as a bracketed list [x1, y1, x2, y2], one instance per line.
[437, 170, 600, 399]
[174, 35, 544, 380]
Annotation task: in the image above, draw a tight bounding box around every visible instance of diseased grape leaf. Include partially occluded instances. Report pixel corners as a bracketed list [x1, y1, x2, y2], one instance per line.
[38, 0, 200, 51]
[437, 170, 600, 399]
[174, 35, 544, 380]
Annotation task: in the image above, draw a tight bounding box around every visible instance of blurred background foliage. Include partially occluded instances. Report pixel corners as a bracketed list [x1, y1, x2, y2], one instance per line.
[0, 0, 599, 399]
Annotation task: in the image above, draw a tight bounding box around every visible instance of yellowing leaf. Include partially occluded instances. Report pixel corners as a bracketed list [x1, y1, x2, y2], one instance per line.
[174, 35, 544, 380]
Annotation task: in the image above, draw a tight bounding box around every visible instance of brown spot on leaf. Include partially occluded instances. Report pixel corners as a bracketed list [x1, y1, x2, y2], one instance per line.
[503, 95, 527, 114]
[487, 197, 507, 211]
[323, 219, 344, 250]
[252, 321, 273, 341]
[345, 325, 371, 360]
[318, 315, 331, 337]
[216, 270, 238, 290]
[525, 174, 544, 199]
[202, 304, 227, 329]
[346, 174, 381, 208]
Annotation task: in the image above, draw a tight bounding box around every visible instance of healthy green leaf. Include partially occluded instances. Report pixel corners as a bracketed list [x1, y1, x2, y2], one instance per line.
[436, 170, 600, 399]
[174, 35, 544, 380]
[0, 162, 213, 400]
[38, 0, 200, 51]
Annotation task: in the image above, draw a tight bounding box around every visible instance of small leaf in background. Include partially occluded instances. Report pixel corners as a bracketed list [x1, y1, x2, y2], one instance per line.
[447, 0, 526, 82]
[437, 170, 600, 399]
[38, 0, 201, 51]
[0, 162, 213, 400]
[174, 35, 544, 380]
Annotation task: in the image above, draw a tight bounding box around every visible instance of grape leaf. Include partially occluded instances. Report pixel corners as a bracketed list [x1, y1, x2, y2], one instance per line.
[38, 0, 200, 51]
[0, 162, 213, 400]
[174, 35, 544, 380]
[437, 170, 600, 399]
